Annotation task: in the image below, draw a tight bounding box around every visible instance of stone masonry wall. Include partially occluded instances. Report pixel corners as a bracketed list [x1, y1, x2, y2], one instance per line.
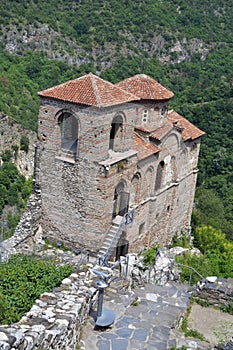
[126, 136, 200, 252]
[193, 278, 233, 308]
[37, 93, 201, 255]
[37, 98, 139, 252]
[0, 268, 98, 350]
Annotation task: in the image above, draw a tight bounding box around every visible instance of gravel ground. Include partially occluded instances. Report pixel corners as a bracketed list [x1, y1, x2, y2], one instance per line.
[188, 303, 233, 346]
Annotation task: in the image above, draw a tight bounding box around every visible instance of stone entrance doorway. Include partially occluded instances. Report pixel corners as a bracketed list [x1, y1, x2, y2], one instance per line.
[116, 231, 129, 260]
[112, 182, 130, 219]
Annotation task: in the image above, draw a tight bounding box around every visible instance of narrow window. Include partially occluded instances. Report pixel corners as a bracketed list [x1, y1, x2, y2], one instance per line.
[131, 173, 141, 204]
[155, 160, 165, 191]
[59, 113, 78, 154]
[109, 115, 123, 151]
[145, 166, 154, 197]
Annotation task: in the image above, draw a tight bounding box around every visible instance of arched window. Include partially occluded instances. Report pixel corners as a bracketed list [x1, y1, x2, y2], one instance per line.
[161, 105, 167, 115]
[145, 166, 154, 197]
[131, 173, 141, 204]
[58, 113, 78, 154]
[109, 115, 123, 151]
[155, 160, 165, 191]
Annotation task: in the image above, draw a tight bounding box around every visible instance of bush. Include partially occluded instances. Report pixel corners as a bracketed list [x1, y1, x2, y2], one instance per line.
[143, 245, 160, 266]
[171, 232, 191, 248]
[1, 150, 12, 162]
[176, 226, 233, 284]
[20, 136, 29, 153]
[0, 255, 74, 324]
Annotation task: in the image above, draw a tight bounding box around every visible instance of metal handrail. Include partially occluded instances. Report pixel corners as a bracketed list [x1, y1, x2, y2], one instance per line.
[98, 208, 135, 266]
[175, 262, 206, 286]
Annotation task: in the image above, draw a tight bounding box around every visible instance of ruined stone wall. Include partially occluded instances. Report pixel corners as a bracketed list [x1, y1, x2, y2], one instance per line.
[1, 191, 42, 260]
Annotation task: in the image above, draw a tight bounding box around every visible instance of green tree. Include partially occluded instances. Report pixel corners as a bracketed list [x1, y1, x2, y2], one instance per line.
[1, 150, 12, 162]
[20, 136, 29, 153]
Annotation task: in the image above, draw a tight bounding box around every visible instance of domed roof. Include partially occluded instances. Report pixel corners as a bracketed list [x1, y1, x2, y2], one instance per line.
[116, 74, 174, 100]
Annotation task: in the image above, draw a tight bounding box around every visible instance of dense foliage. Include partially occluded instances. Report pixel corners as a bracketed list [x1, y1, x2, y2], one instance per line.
[175, 225, 233, 284]
[0, 50, 86, 131]
[0, 0, 232, 45]
[0, 255, 74, 324]
[0, 0, 232, 240]
[0, 159, 32, 239]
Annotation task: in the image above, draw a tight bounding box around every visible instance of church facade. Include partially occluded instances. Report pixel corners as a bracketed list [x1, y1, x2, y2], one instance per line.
[37, 73, 204, 258]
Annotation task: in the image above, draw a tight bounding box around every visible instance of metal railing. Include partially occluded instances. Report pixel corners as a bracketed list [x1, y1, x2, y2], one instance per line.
[75, 250, 90, 271]
[146, 260, 206, 286]
[176, 262, 206, 286]
[98, 208, 135, 266]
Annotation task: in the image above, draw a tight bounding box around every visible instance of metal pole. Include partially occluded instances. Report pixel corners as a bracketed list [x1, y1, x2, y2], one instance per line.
[125, 255, 129, 279]
[97, 288, 104, 317]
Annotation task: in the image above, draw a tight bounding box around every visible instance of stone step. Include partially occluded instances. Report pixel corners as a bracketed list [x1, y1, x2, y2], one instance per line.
[98, 221, 122, 259]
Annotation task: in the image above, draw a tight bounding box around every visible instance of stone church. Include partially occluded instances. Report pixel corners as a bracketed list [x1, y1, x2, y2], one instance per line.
[37, 73, 204, 259]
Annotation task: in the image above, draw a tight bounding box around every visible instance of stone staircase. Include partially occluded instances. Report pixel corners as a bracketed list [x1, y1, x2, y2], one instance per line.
[98, 216, 123, 260]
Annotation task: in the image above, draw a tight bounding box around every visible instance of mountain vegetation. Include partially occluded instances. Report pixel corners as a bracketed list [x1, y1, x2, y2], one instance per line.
[0, 0, 232, 242]
[0, 254, 74, 324]
[0, 160, 32, 239]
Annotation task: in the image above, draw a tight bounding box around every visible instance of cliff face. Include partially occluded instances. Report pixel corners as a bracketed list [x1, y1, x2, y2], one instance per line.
[0, 24, 212, 69]
[0, 113, 37, 178]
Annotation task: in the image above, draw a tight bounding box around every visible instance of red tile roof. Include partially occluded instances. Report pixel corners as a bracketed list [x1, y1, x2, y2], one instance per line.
[38, 73, 139, 107]
[134, 133, 160, 160]
[116, 74, 174, 100]
[150, 123, 173, 142]
[167, 110, 205, 141]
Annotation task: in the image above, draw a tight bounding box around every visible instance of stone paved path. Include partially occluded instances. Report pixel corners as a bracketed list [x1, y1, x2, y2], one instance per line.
[80, 281, 209, 350]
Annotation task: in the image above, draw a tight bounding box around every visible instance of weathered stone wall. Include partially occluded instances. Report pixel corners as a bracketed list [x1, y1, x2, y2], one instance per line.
[134, 100, 169, 130]
[37, 94, 201, 254]
[193, 278, 233, 308]
[37, 98, 140, 252]
[126, 131, 200, 252]
[0, 268, 98, 350]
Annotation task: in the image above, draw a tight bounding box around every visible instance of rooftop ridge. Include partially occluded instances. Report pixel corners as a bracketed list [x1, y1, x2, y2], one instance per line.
[38, 73, 139, 107]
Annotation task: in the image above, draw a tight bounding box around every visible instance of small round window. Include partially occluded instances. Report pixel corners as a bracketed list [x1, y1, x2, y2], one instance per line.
[142, 109, 148, 123]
